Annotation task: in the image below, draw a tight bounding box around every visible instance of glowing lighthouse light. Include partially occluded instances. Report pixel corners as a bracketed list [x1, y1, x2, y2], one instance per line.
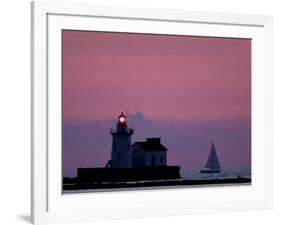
[119, 116, 126, 123]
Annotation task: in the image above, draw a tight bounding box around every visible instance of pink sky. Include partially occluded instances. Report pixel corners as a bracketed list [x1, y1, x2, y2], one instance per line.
[62, 30, 251, 177]
[63, 31, 251, 122]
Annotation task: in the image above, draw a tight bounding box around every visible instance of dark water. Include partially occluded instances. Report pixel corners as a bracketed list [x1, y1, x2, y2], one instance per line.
[181, 168, 251, 180]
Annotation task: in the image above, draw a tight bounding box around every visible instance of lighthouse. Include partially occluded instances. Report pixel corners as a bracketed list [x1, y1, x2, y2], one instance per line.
[110, 112, 134, 168]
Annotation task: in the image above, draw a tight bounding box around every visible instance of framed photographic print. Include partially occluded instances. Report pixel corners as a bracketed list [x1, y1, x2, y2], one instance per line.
[31, 1, 273, 224]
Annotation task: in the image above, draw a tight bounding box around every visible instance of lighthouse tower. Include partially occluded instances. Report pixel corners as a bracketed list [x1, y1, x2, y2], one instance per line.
[110, 112, 134, 168]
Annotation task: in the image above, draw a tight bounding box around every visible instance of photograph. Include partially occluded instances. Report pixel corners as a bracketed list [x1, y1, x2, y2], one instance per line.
[62, 30, 251, 193]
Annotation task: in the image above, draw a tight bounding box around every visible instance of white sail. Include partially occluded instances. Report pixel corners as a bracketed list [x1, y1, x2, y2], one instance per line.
[205, 141, 221, 170]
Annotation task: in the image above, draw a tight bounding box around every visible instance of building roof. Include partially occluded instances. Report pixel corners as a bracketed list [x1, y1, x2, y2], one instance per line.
[132, 138, 167, 152]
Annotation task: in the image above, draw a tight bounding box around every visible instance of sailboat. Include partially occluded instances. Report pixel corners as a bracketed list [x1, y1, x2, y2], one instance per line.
[200, 141, 221, 173]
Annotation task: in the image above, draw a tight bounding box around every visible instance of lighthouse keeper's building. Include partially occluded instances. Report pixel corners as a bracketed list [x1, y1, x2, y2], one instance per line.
[131, 138, 167, 167]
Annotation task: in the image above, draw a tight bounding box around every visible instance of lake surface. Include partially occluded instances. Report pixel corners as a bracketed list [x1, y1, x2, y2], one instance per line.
[180, 168, 251, 180]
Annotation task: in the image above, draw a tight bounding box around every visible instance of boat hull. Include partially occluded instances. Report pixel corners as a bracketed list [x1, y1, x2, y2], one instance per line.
[200, 169, 221, 173]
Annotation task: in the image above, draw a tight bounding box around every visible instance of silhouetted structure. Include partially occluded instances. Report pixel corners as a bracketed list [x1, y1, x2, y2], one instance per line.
[77, 166, 181, 183]
[107, 113, 169, 169]
[110, 112, 134, 168]
[77, 113, 181, 185]
[131, 138, 167, 167]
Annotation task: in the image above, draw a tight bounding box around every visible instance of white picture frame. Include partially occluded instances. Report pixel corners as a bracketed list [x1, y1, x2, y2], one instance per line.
[31, 1, 273, 224]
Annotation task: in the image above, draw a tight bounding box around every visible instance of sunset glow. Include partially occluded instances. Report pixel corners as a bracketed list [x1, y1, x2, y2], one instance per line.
[62, 30, 251, 178]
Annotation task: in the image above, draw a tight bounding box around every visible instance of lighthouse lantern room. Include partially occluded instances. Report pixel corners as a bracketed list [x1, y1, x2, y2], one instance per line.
[110, 112, 134, 168]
